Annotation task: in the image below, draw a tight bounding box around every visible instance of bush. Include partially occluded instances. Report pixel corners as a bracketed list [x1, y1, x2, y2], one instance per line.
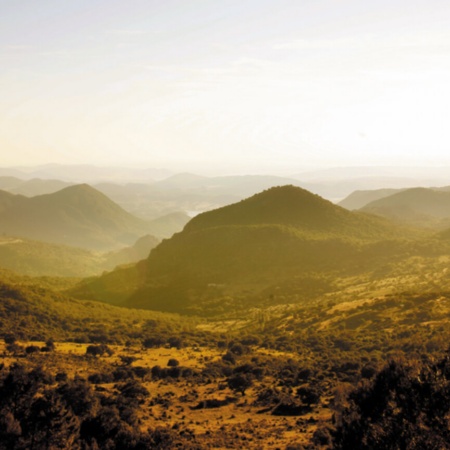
[86, 344, 113, 357]
[333, 355, 450, 449]
[227, 373, 253, 396]
[25, 345, 40, 355]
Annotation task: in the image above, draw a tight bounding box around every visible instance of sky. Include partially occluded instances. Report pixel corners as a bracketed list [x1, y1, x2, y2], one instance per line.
[1, 0, 450, 174]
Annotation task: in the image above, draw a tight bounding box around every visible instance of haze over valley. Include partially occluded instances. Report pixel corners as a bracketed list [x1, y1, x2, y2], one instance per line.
[2, 1, 450, 448]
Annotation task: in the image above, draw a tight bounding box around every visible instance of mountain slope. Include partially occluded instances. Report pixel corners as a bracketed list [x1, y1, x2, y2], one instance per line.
[338, 188, 406, 210]
[184, 185, 403, 239]
[0, 184, 154, 250]
[0, 270, 190, 342]
[103, 234, 160, 270]
[0, 233, 161, 277]
[10, 178, 73, 196]
[0, 236, 104, 277]
[71, 186, 420, 314]
[360, 187, 450, 228]
[146, 211, 191, 238]
[95, 174, 309, 219]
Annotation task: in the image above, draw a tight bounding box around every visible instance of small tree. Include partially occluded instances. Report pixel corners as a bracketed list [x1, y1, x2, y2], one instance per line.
[297, 385, 321, 406]
[119, 355, 138, 366]
[45, 338, 56, 352]
[227, 373, 253, 396]
[86, 344, 113, 358]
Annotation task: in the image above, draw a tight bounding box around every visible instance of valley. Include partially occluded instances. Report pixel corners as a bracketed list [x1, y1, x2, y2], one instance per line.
[1, 178, 450, 449]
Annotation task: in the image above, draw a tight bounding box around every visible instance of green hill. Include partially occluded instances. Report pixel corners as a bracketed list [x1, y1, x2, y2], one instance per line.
[0, 236, 104, 277]
[103, 234, 160, 270]
[184, 185, 403, 239]
[0, 233, 161, 277]
[146, 211, 191, 238]
[0, 184, 156, 250]
[96, 174, 308, 220]
[71, 186, 420, 315]
[338, 188, 406, 210]
[0, 270, 192, 343]
[10, 178, 73, 196]
[360, 187, 450, 228]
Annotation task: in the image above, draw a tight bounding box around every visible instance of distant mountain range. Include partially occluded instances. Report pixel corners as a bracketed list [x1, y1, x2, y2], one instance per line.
[0, 232, 161, 277]
[358, 187, 450, 228]
[338, 188, 408, 210]
[338, 186, 450, 229]
[3, 164, 450, 209]
[0, 177, 73, 196]
[71, 185, 418, 314]
[0, 184, 168, 251]
[0, 164, 171, 183]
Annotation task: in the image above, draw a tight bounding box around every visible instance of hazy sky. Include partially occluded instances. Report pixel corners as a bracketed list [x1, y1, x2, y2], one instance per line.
[1, 0, 450, 174]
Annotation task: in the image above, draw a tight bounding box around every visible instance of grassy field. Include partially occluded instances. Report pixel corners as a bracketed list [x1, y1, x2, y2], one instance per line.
[2, 341, 333, 449]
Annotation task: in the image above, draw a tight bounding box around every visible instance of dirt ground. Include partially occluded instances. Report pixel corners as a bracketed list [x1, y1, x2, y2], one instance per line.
[1, 341, 332, 449]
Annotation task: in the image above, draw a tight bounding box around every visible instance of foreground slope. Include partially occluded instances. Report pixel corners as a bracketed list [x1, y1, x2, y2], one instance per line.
[72, 186, 419, 314]
[0, 269, 191, 342]
[0, 184, 156, 250]
[0, 233, 160, 277]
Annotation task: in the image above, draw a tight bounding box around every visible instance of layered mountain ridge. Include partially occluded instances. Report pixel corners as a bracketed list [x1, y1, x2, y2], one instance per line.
[71, 185, 419, 314]
[0, 184, 153, 250]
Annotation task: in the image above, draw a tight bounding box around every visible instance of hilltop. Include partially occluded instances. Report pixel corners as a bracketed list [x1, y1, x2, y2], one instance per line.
[184, 185, 403, 239]
[360, 187, 450, 228]
[0, 184, 154, 250]
[71, 186, 420, 314]
[338, 188, 406, 210]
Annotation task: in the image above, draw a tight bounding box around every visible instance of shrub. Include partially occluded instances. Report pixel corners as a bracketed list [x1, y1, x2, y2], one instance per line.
[333, 356, 450, 449]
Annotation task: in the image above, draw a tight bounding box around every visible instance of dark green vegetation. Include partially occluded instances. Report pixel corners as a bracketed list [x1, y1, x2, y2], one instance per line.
[360, 187, 450, 228]
[0, 173, 309, 220]
[0, 234, 161, 277]
[338, 187, 407, 210]
[0, 236, 105, 277]
[340, 185, 450, 228]
[71, 185, 432, 314]
[0, 363, 187, 450]
[0, 184, 155, 250]
[0, 269, 199, 344]
[334, 355, 450, 449]
[3, 183, 450, 448]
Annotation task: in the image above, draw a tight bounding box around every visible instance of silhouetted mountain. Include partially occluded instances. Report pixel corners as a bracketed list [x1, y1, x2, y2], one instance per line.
[339, 188, 406, 210]
[0, 236, 104, 277]
[0, 184, 154, 250]
[72, 186, 416, 314]
[0, 231, 161, 277]
[0, 176, 24, 191]
[360, 187, 450, 228]
[184, 185, 399, 238]
[153, 173, 305, 196]
[3, 164, 172, 183]
[154, 172, 208, 189]
[0, 176, 74, 196]
[146, 212, 191, 238]
[95, 174, 309, 219]
[9, 178, 73, 196]
[103, 234, 160, 270]
[0, 189, 25, 212]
